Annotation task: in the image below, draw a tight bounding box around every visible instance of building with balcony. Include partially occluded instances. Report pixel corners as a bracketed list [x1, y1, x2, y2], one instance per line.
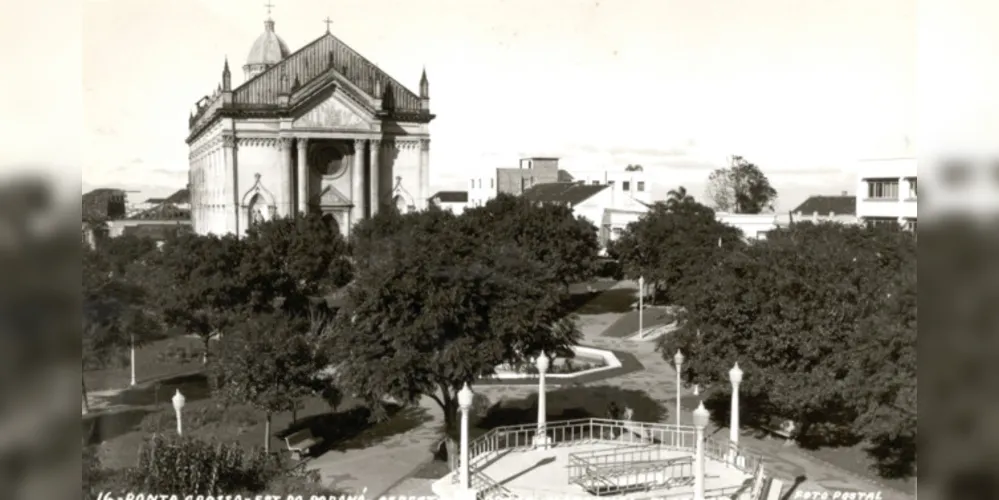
[855, 157, 917, 230]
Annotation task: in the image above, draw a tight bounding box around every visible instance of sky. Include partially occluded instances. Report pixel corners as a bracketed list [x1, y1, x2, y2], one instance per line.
[22, 0, 919, 212]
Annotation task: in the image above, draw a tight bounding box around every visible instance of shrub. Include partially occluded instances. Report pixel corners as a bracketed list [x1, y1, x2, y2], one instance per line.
[129, 433, 279, 494]
[154, 344, 202, 365]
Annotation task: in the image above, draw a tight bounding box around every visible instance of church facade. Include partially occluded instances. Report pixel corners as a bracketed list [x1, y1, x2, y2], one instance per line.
[186, 16, 434, 238]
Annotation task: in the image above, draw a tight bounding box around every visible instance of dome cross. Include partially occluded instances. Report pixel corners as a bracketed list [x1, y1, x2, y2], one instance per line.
[323, 16, 333, 33]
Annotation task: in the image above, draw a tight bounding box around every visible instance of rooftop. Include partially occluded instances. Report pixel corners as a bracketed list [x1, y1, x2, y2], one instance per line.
[791, 195, 856, 216]
[431, 191, 469, 203]
[522, 182, 608, 207]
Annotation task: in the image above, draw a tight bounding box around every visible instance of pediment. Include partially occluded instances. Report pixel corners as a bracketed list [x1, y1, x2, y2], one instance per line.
[314, 184, 352, 207]
[293, 93, 372, 130]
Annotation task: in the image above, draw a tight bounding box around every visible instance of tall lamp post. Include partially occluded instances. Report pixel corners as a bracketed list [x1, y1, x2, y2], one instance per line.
[130, 334, 136, 386]
[729, 362, 743, 465]
[638, 276, 644, 337]
[457, 383, 476, 498]
[693, 402, 710, 500]
[673, 350, 684, 431]
[534, 351, 552, 449]
[171, 389, 186, 436]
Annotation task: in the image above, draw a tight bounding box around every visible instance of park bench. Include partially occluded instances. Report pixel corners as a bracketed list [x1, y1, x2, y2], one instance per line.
[284, 428, 324, 460]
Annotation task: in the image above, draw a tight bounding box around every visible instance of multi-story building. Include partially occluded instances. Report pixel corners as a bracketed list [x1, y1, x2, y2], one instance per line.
[520, 181, 649, 252]
[855, 157, 917, 230]
[563, 167, 652, 206]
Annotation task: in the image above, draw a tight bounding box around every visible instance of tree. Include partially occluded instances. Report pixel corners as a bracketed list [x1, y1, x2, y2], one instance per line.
[243, 213, 353, 304]
[99, 233, 159, 277]
[611, 198, 743, 304]
[82, 244, 161, 409]
[156, 233, 281, 363]
[704, 156, 778, 214]
[658, 222, 916, 473]
[665, 186, 695, 212]
[463, 193, 601, 290]
[327, 209, 571, 434]
[212, 311, 330, 453]
[625, 164, 644, 172]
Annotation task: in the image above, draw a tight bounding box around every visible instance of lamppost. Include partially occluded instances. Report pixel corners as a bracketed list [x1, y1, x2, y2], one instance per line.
[457, 383, 474, 495]
[693, 401, 710, 500]
[673, 350, 684, 431]
[534, 351, 552, 449]
[130, 334, 136, 386]
[638, 276, 644, 337]
[729, 362, 743, 465]
[171, 389, 186, 436]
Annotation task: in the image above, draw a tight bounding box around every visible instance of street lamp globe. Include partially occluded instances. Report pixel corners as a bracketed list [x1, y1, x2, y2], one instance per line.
[457, 382, 474, 410]
[729, 362, 743, 384]
[693, 401, 710, 428]
[171, 389, 186, 412]
[535, 351, 550, 373]
[674, 350, 684, 366]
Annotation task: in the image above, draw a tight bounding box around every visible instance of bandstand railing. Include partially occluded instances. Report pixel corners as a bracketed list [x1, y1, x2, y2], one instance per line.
[447, 417, 765, 499]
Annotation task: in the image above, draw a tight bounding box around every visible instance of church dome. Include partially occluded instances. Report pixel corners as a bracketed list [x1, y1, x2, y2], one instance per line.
[246, 19, 290, 69]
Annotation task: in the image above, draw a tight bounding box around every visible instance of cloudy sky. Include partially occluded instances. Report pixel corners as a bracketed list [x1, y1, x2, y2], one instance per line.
[67, 0, 917, 211]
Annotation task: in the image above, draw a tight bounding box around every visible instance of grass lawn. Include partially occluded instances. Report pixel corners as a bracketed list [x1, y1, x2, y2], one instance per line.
[600, 307, 676, 338]
[85, 335, 206, 392]
[85, 370, 432, 470]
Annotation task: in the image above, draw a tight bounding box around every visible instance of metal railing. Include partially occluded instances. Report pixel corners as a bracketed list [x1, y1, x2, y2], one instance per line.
[444, 417, 765, 499]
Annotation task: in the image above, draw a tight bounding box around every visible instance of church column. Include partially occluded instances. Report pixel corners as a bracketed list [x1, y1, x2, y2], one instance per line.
[222, 134, 238, 234]
[352, 139, 366, 225]
[419, 138, 431, 210]
[278, 138, 294, 217]
[369, 139, 381, 217]
[297, 138, 309, 215]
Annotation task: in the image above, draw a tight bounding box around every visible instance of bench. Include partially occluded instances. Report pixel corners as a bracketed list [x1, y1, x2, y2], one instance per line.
[763, 419, 796, 445]
[284, 428, 324, 460]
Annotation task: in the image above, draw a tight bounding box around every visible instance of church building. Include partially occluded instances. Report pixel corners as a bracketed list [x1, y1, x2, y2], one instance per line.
[186, 12, 434, 238]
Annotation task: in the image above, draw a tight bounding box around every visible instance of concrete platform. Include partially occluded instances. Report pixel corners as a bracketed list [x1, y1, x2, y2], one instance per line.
[435, 443, 752, 499]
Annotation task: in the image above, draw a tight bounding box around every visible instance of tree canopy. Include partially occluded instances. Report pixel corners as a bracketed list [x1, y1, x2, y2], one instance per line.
[609, 196, 743, 304]
[658, 222, 916, 474]
[327, 208, 574, 430]
[242, 213, 353, 302]
[462, 193, 600, 288]
[705, 156, 778, 214]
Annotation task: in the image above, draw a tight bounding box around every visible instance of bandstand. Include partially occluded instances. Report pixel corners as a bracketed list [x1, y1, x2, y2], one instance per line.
[432, 353, 774, 500]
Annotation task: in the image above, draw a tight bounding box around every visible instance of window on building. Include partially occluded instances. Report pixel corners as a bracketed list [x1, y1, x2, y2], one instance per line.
[866, 179, 899, 200]
[470, 179, 475, 189]
[490, 178, 494, 189]
[530, 176, 535, 186]
[907, 178, 917, 199]
[905, 218, 918, 231]
[477, 179, 482, 188]
[637, 181, 645, 192]
[622, 181, 631, 191]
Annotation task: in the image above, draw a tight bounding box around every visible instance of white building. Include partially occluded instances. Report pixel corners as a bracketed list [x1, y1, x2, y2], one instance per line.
[428, 190, 468, 214]
[186, 13, 433, 239]
[565, 167, 652, 206]
[855, 157, 917, 230]
[715, 213, 779, 241]
[521, 182, 649, 251]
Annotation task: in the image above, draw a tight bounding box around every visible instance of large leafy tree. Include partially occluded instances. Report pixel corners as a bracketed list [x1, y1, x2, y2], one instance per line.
[328, 208, 572, 432]
[463, 193, 601, 289]
[705, 156, 778, 214]
[243, 213, 353, 305]
[155, 233, 283, 363]
[610, 197, 742, 304]
[82, 244, 161, 409]
[659, 222, 916, 474]
[212, 311, 330, 453]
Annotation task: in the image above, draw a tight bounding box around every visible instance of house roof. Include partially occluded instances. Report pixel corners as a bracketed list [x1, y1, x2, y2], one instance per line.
[164, 188, 190, 204]
[791, 195, 857, 216]
[521, 182, 608, 206]
[189, 30, 431, 142]
[129, 203, 190, 221]
[430, 191, 468, 203]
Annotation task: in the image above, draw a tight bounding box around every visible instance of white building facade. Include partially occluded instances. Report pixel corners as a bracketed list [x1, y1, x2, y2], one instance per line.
[855, 157, 917, 230]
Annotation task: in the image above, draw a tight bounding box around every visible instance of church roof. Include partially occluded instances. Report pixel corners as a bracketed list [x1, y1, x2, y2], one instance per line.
[246, 19, 291, 67]
[189, 30, 431, 142]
